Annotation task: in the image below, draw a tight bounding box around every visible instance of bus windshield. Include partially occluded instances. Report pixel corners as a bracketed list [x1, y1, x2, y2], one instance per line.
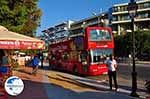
[89, 29, 111, 41]
[90, 49, 113, 64]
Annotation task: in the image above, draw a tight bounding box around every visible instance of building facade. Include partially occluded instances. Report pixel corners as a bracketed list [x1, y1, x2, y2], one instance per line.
[41, 13, 109, 43]
[69, 12, 109, 37]
[110, 0, 150, 35]
[42, 20, 74, 43]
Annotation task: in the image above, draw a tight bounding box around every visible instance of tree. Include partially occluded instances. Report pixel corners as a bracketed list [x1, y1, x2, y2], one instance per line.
[114, 30, 150, 60]
[0, 0, 42, 37]
[139, 31, 150, 54]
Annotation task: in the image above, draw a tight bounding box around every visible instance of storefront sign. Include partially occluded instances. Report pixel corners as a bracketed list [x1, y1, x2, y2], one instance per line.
[0, 40, 44, 49]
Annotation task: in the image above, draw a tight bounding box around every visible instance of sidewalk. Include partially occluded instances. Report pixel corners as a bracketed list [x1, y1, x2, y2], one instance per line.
[53, 71, 150, 99]
[7, 67, 49, 99]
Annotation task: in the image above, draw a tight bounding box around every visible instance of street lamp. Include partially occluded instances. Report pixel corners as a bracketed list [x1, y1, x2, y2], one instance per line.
[92, 12, 100, 26]
[127, 0, 138, 97]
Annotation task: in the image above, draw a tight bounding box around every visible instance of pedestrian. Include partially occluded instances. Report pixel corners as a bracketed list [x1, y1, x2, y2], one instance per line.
[106, 54, 118, 91]
[31, 55, 39, 75]
[40, 52, 44, 68]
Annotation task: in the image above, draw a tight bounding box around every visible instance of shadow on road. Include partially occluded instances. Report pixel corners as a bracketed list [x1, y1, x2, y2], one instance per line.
[46, 74, 95, 90]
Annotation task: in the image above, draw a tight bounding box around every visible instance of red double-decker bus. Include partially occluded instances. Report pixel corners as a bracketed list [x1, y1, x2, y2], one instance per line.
[48, 26, 114, 76]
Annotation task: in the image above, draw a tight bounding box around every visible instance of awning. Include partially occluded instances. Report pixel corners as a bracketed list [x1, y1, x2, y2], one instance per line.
[0, 26, 45, 49]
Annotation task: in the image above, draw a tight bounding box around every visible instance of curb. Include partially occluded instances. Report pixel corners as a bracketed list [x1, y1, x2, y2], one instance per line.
[75, 79, 148, 99]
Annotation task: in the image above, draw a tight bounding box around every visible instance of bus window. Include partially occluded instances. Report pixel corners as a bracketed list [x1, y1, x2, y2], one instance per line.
[49, 51, 55, 60]
[90, 29, 111, 41]
[50, 54, 55, 60]
[62, 52, 69, 61]
[90, 49, 113, 64]
[70, 51, 78, 60]
[80, 51, 88, 64]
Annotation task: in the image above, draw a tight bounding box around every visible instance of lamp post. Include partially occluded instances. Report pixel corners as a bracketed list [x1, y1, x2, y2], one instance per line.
[127, 0, 139, 97]
[92, 12, 100, 26]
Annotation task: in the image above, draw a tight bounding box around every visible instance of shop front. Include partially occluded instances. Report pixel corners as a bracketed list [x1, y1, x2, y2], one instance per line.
[0, 25, 45, 98]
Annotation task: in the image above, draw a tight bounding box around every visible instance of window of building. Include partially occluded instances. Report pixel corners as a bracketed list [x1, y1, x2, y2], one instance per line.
[138, 3, 144, 9]
[120, 6, 127, 12]
[123, 15, 130, 20]
[144, 3, 150, 8]
[138, 13, 149, 19]
[112, 25, 117, 32]
[112, 7, 118, 12]
[112, 16, 118, 21]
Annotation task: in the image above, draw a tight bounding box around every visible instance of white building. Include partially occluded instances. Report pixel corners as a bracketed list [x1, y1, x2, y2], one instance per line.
[42, 20, 74, 43]
[110, 0, 150, 35]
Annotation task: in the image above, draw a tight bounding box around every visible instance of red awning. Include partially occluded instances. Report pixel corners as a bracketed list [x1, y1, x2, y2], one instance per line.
[0, 26, 45, 49]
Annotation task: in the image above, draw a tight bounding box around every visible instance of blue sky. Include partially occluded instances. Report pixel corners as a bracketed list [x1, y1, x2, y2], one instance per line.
[37, 0, 129, 36]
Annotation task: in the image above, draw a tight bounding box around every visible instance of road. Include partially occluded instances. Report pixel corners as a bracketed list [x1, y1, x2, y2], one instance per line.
[87, 63, 150, 92]
[44, 62, 150, 90]
[118, 63, 150, 81]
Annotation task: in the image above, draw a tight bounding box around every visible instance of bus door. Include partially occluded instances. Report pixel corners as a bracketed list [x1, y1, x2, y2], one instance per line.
[79, 51, 89, 73]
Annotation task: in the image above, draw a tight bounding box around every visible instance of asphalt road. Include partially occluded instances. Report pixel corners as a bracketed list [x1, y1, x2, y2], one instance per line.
[44, 62, 150, 87]
[117, 63, 150, 81]
[86, 63, 150, 92]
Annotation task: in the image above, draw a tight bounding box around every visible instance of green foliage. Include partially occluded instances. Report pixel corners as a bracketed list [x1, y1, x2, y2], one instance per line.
[0, 0, 42, 37]
[114, 30, 150, 59]
[140, 31, 150, 54]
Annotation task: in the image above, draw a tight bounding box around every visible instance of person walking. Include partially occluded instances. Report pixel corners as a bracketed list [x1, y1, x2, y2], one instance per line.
[31, 55, 39, 75]
[40, 53, 44, 68]
[106, 54, 118, 91]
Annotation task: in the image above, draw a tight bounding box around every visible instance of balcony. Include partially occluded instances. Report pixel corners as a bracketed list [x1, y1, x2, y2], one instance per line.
[112, 8, 150, 15]
[112, 2, 150, 15]
[112, 20, 130, 24]
[112, 18, 150, 24]
[112, 12, 150, 24]
[135, 18, 150, 22]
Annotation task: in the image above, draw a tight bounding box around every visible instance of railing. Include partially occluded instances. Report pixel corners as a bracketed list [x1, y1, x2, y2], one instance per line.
[112, 14, 149, 22]
[112, 3, 150, 13]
